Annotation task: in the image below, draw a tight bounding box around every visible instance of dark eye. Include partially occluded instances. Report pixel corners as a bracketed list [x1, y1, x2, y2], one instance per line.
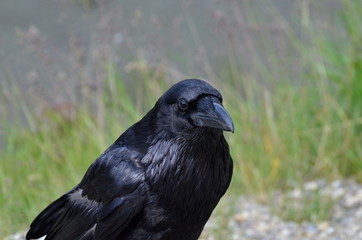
[178, 98, 188, 111]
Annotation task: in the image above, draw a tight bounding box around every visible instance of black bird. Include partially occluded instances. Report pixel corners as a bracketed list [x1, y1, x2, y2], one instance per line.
[26, 79, 234, 240]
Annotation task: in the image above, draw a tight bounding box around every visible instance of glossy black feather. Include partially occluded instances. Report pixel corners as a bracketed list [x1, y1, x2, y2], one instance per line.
[26, 79, 233, 240]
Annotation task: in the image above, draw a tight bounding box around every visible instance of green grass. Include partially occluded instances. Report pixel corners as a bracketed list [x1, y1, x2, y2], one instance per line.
[1, 1, 362, 238]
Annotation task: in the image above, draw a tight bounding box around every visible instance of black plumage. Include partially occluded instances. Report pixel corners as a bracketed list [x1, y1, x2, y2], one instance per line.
[26, 79, 234, 240]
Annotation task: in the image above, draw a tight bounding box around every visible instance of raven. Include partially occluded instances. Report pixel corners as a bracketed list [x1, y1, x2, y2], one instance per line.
[26, 79, 234, 240]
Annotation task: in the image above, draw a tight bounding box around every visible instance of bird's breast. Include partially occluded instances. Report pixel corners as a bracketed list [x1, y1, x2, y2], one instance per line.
[143, 137, 232, 225]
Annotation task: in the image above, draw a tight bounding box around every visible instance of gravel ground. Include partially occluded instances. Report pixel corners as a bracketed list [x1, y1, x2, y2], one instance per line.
[7, 180, 362, 240]
[204, 179, 362, 240]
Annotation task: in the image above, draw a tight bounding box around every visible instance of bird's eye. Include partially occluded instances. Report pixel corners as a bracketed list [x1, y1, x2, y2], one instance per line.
[178, 98, 188, 111]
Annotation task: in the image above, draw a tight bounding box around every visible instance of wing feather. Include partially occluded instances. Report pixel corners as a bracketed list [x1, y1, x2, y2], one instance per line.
[27, 145, 146, 240]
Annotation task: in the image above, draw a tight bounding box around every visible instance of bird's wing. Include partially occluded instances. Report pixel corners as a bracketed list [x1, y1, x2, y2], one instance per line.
[79, 146, 146, 239]
[27, 146, 146, 240]
[80, 146, 145, 204]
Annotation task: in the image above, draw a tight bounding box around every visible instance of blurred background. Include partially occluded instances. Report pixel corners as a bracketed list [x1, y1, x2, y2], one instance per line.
[1, 0, 362, 239]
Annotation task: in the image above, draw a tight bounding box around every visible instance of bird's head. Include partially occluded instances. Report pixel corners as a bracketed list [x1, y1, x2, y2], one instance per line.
[154, 79, 234, 135]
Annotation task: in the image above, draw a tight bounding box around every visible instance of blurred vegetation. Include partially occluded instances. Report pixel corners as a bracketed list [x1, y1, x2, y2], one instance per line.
[1, 0, 362, 239]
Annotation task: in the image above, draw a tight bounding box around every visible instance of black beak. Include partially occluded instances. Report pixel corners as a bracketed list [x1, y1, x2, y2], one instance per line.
[191, 98, 234, 133]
